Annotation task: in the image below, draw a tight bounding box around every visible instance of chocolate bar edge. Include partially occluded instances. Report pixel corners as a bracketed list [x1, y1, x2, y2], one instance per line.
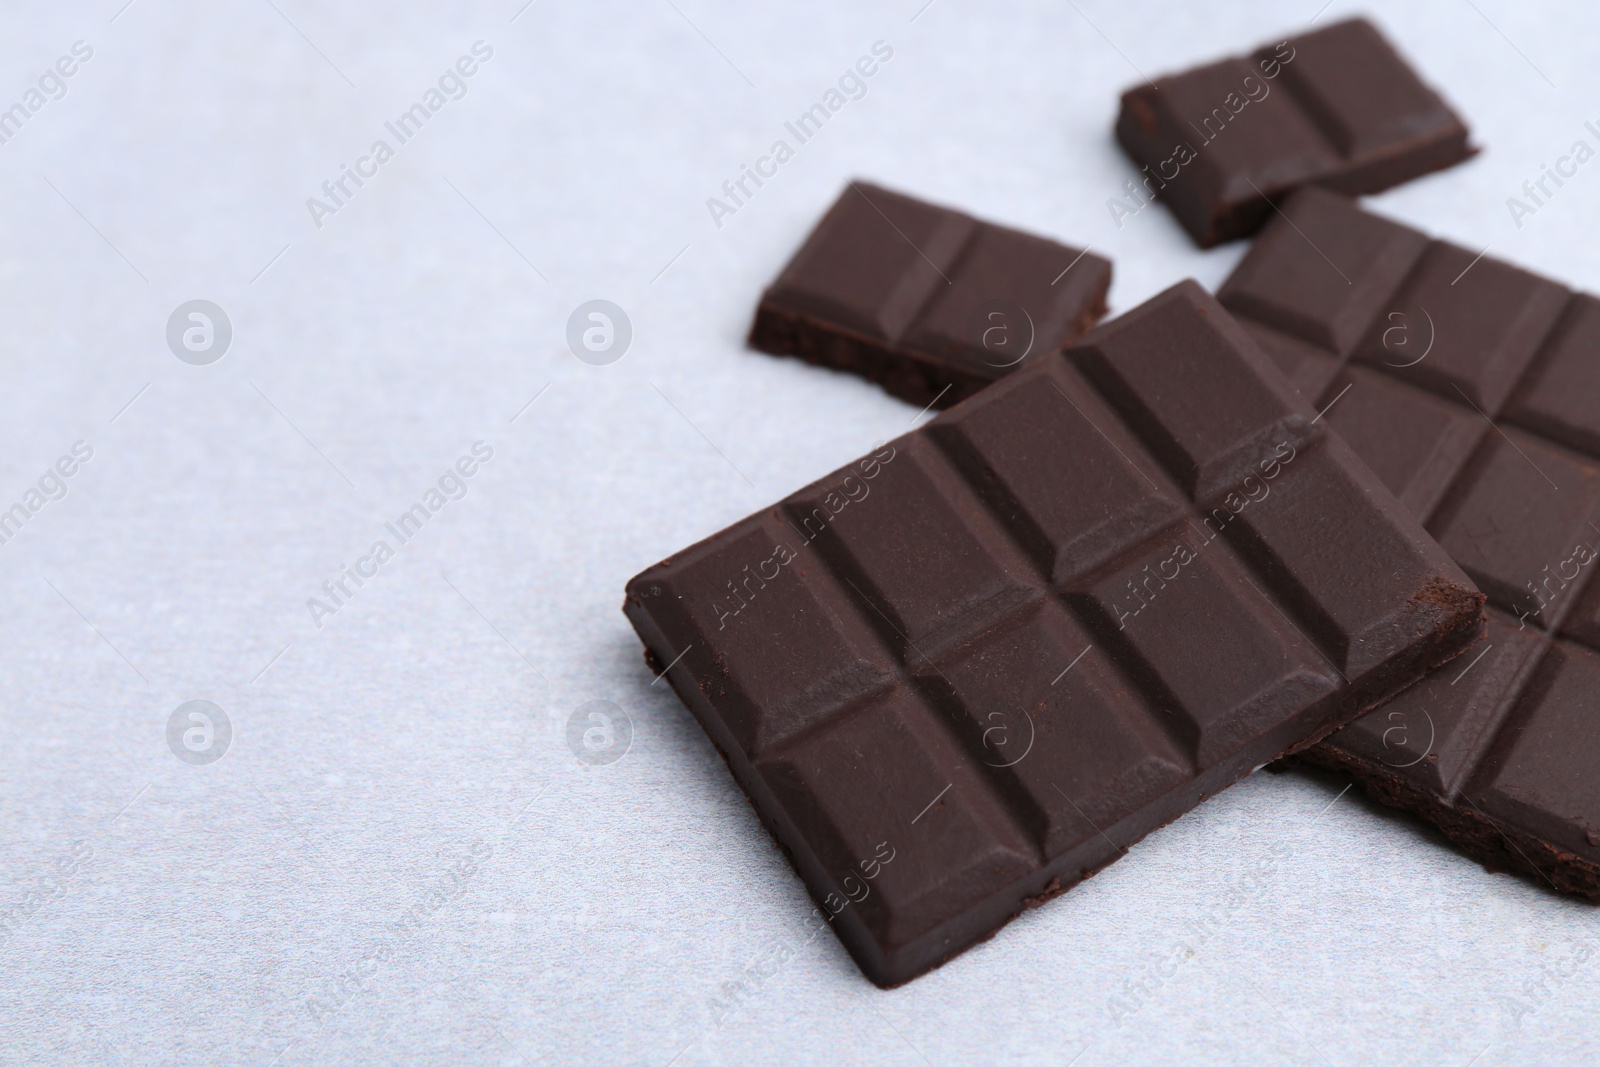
[748, 282, 1111, 410]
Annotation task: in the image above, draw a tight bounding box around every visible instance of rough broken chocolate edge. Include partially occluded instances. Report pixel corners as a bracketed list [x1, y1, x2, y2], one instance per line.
[747, 288, 1110, 410]
[1268, 558, 1596, 900]
[1293, 737, 1600, 900]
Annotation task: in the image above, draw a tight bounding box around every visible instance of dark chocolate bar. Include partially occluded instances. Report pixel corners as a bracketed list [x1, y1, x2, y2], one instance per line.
[748, 181, 1111, 408]
[1116, 18, 1473, 247]
[1219, 187, 1600, 898]
[627, 280, 1481, 986]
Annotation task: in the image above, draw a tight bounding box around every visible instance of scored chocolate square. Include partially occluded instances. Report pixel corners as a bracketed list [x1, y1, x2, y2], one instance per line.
[1219, 187, 1600, 897]
[627, 280, 1481, 987]
[1116, 18, 1474, 246]
[748, 181, 1111, 409]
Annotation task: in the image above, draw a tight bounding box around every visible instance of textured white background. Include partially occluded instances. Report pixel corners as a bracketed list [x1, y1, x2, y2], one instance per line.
[0, 1, 1596, 1064]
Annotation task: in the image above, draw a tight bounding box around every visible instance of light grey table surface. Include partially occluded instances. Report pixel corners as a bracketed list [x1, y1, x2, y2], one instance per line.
[0, 1, 1596, 1064]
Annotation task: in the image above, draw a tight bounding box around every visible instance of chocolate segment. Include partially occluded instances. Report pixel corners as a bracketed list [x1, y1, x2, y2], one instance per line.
[1219, 187, 1600, 897]
[749, 182, 1111, 408]
[629, 281, 1481, 986]
[1116, 18, 1473, 246]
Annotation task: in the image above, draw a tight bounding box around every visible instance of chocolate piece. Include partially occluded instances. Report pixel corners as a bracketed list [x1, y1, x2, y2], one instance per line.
[1116, 18, 1474, 247]
[627, 281, 1481, 986]
[1219, 187, 1600, 898]
[749, 181, 1111, 408]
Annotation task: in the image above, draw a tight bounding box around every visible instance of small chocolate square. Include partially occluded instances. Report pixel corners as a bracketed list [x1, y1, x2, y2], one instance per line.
[749, 182, 1110, 408]
[1116, 18, 1473, 246]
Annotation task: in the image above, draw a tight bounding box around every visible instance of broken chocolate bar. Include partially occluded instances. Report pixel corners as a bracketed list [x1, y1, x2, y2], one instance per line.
[1219, 186, 1600, 898]
[627, 280, 1482, 986]
[749, 181, 1111, 408]
[1116, 18, 1474, 246]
